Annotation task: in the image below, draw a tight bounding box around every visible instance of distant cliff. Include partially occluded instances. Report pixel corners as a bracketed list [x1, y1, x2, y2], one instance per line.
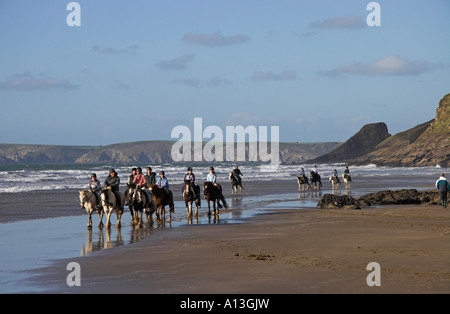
[308, 122, 390, 164]
[0, 141, 341, 165]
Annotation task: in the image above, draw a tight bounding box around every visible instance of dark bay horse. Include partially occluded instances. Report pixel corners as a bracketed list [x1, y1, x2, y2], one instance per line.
[310, 171, 322, 190]
[149, 184, 174, 223]
[229, 171, 244, 194]
[183, 180, 201, 218]
[203, 181, 228, 217]
[297, 175, 312, 191]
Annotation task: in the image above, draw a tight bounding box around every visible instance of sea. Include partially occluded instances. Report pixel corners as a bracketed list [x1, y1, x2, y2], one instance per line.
[0, 162, 447, 194]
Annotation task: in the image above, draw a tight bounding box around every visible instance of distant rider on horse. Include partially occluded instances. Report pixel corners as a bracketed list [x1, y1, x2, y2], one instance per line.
[89, 173, 102, 206]
[183, 167, 199, 199]
[104, 168, 121, 202]
[145, 167, 156, 186]
[232, 165, 243, 186]
[206, 167, 223, 196]
[156, 171, 170, 191]
[312, 165, 323, 187]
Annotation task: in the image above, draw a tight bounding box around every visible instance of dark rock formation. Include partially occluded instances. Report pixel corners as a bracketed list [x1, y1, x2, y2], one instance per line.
[317, 189, 441, 209]
[309, 122, 390, 163]
[316, 194, 361, 209]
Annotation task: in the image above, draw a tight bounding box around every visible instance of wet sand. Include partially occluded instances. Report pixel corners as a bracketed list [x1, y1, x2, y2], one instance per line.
[9, 176, 449, 294]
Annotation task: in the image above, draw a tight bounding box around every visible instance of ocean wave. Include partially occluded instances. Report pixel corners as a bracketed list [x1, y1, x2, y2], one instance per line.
[0, 163, 448, 194]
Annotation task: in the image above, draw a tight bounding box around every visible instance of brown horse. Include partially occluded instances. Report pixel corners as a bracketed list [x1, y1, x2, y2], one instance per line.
[203, 181, 228, 217]
[183, 180, 201, 218]
[297, 175, 312, 191]
[149, 184, 174, 223]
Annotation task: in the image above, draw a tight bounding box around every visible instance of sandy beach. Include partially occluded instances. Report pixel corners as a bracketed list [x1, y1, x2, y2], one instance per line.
[5, 176, 446, 295]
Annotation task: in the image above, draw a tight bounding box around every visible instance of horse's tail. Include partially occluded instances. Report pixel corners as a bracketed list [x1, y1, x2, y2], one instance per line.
[221, 195, 228, 209]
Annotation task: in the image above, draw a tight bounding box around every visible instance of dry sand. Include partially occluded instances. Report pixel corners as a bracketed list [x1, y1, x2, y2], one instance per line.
[32, 202, 450, 294]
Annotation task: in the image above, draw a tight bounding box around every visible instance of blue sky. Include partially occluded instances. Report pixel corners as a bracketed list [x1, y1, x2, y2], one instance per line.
[0, 0, 449, 146]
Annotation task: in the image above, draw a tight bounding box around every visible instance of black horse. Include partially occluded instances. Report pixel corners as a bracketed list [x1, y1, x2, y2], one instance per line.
[310, 171, 322, 190]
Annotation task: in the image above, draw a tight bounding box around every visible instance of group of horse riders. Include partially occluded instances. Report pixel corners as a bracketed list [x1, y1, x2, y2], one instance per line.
[87, 165, 244, 207]
[298, 165, 351, 187]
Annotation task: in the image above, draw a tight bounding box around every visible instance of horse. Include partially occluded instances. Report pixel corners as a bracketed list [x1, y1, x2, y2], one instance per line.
[149, 184, 174, 223]
[203, 181, 228, 217]
[329, 175, 341, 189]
[125, 184, 136, 224]
[229, 171, 244, 194]
[342, 173, 352, 189]
[297, 175, 312, 191]
[310, 171, 322, 190]
[79, 189, 103, 229]
[183, 180, 201, 218]
[130, 185, 156, 227]
[100, 187, 125, 229]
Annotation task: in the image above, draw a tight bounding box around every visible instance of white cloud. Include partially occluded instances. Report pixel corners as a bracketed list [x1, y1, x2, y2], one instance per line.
[0, 72, 77, 91]
[322, 55, 444, 77]
[250, 71, 297, 81]
[182, 32, 250, 47]
[310, 16, 366, 29]
[156, 54, 194, 70]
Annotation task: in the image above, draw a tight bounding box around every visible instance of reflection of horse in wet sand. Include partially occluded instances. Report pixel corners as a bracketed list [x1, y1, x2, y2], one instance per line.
[128, 184, 156, 227]
[203, 181, 228, 217]
[297, 175, 312, 191]
[329, 175, 341, 189]
[79, 189, 103, 229]
[342, 173, 352, 189]
[310, 171, 322, 190]
[149, 184, 174, 223]
[229, 171, 244, 194]
[100, 187, 125, 229]
[183, 180, 201, 218]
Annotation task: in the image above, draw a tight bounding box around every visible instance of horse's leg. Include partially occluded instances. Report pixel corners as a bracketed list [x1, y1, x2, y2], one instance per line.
[207, 199, 211, 217]
[116, 209, 123, 228]
[105, 207, 112, 229]
[87, 208, 93, 229]
[137, 210, 143, 228]
[98, 209, 104, 228]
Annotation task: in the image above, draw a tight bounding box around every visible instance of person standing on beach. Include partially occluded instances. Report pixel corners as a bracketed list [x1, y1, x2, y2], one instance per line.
[435, 173, 450, 208]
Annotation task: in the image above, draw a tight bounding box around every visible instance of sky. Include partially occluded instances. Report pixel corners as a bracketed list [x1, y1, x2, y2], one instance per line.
[0, 0, 449, 146]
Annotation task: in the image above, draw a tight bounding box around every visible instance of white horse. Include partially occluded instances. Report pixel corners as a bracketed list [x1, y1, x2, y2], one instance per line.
[329, 175, 341, 189]
[100, 187, 125, 229]
[79, 190, 103, 229]
[342, 173, 352, 189]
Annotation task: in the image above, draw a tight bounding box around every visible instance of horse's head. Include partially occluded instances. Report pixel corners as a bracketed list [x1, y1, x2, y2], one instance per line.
[79, 190, 88, 208]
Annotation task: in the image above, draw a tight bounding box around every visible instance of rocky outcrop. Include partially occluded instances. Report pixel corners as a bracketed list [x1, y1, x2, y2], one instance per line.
[309, 123, 390, 164]
[317, 194, 361, 209]
[316, 189, 441, 209]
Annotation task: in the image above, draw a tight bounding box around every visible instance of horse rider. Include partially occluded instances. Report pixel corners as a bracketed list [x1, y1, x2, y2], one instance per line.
[299, 167, 307, 180]
[183, 167, 199, 199]
[206, 167, 223, 195]
[133, 167, 147, 186]
[156, 171, 170, 194]
[133, 167, 153, 200]
[232, 165, 243, 185]
[312, 165, 323, 187]
[104, 168, 121, 202]
[127, 167, 137, 187]
[88, 173, 102, 207]
[145, 167, 156, 186]
[333, 169, 339, 180]
[343, 166, 351, 180]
